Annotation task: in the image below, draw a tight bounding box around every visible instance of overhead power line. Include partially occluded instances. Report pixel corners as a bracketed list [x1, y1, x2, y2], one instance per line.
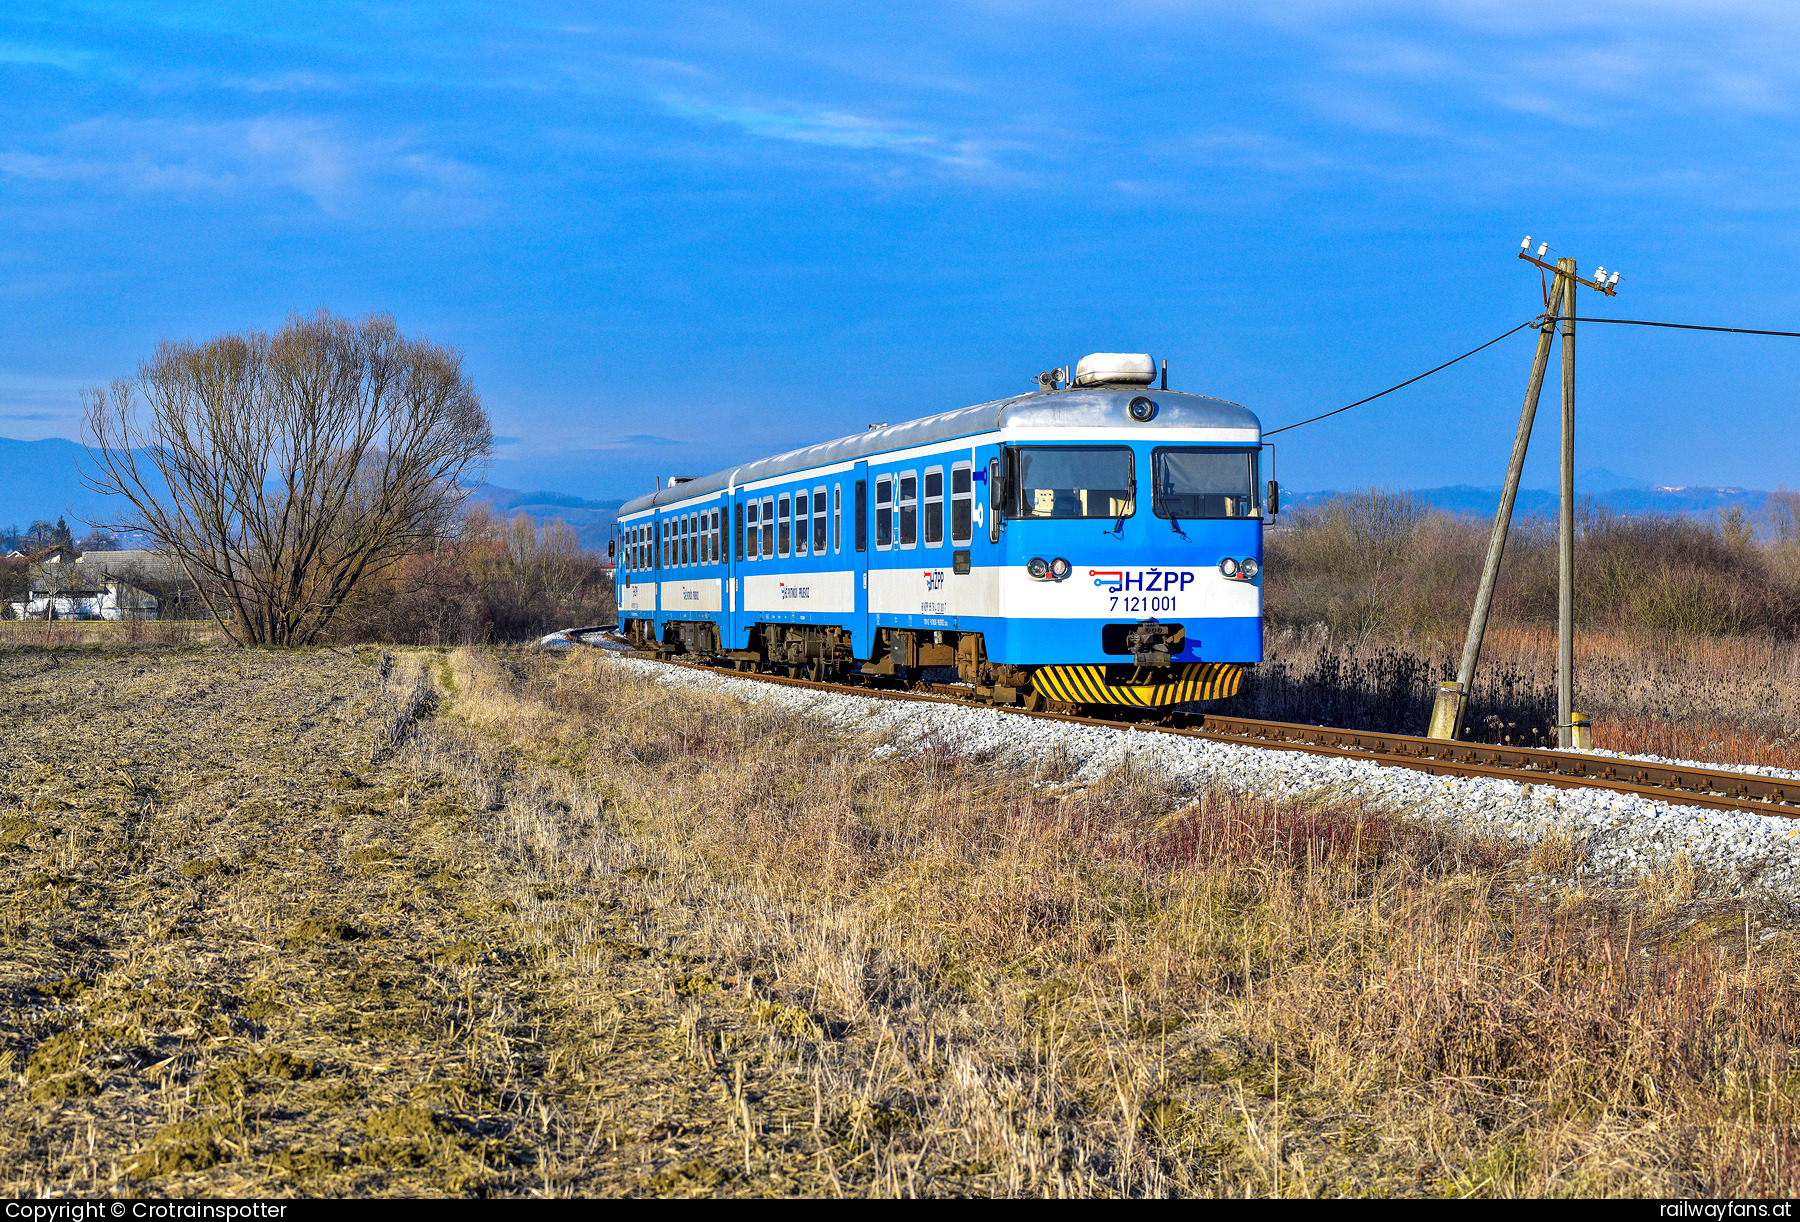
[1570, 317, 1800, 338]
[1262, 320, 1537, 437]
[1265, 312, 1800, 438]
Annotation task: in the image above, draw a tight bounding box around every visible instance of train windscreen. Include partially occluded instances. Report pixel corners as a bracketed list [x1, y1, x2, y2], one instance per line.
[1011, 447, 1134, 520]
[1152, 448, 1259, 519]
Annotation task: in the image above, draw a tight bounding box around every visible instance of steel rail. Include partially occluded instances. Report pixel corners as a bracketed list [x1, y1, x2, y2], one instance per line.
[596, 642, 1800, 818]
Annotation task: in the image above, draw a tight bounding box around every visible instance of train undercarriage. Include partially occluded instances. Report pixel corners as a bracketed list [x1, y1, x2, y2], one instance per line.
[618, 618, 1242, 711]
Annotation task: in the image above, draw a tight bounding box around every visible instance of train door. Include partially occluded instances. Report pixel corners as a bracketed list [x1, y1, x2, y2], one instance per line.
[852, 459, 870, 657]
[726, 486, 742, 648]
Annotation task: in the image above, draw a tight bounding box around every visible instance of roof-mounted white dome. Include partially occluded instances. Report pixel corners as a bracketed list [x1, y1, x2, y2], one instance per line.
[1071, 352, 1155, 387]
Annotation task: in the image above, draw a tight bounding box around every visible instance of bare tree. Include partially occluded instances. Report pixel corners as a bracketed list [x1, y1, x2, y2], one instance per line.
[83, 309, 492, 646]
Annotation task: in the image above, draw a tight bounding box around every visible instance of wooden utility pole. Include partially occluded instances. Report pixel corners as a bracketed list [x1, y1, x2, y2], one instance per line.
[1428, 238, 1619, 743]
[1434, 276, 1566, 740]
[1557, 257, 1577, 748]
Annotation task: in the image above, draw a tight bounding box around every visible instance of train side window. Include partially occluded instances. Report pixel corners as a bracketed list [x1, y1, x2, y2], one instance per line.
[951, 464, 973, 545]
[898, 471, 918, 548]
[710, 509, 719, 563]
[684, 515, 693, 566]
[735, 503, 745, 561]
[813, 485, 828, 553]
[855, 480, 867, 552]
[875, 476, 892, 549]
[761, 498, 774, 557]
[795, 490, 809, 556]
[923, 467, 944, 547]
[833, 484, 842, 553]
[658, 520, 665, 569]
[746, 500, 759, 559]
[778, 493, 792, 557]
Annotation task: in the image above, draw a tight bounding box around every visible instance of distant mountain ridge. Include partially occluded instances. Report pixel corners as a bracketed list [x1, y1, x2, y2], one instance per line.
[1289, 469, 1779, 522]
[463, 485, 624, 552]
[0, 435, 1781, 550]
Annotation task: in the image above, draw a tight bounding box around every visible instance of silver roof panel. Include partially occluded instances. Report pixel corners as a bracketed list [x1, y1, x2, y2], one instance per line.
[619, 386, 1260, 515]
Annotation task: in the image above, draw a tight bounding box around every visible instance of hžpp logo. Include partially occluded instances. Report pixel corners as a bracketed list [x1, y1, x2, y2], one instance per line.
[1090, 568, 1197, 593]
[923, 569, 945, 591]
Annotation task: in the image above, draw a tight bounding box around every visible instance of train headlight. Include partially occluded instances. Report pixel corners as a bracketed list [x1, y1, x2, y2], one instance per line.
[1219, 557, 1239, 578]
[1027, 556, 1050, 579]
[1240, 557, 1259, 579]
[1128, 396, 1157, 422]
[1049, 557, 1071, 580]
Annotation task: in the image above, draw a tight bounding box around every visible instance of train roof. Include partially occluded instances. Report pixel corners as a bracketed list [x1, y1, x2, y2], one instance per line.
[618, 385, 1260, 516]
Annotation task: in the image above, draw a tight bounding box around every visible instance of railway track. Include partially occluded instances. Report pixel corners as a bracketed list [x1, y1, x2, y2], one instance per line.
[593, 639, 1800, 819]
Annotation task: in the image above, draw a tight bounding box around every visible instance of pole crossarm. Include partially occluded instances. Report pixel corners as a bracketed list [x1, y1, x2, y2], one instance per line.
[1520, 250, 1617, 295]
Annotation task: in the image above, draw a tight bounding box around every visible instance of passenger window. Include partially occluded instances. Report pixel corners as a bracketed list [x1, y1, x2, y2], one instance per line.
[761, 498, 774, 557]
[735, 502, 745, 561]
[746, 500, 759, 559]
[683, 515, 692, 566]
[778, 494, 792, 557]
[813, 486, 827, 553]
[923, 468, 943, 547]
[833, 484, 842, 553]
[875, 476, 893, 549]
[952, 464, 973, 545]
[712, 509, 721, 563]
[795, 490, 809, 556]
[855, 480, 867, 552]
[899, 472, 918, 548]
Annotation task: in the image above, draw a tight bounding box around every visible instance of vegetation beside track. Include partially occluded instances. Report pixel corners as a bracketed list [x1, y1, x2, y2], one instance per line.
[439, 646, 1800, 1197]
[9, 640, 1800, 1196]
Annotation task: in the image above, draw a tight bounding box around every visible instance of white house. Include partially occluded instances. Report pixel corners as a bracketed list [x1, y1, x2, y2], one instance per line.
[8, 551, 183, 620]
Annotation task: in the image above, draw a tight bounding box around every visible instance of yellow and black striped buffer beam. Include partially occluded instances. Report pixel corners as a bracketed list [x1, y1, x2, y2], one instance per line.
[1033, 663, 1243, 708]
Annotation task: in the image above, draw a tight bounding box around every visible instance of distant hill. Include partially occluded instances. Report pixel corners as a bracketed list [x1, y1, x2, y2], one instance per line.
[3, 434, 1782, 553]
[1290, 470, 1777, 522]
[464, 485, 624, 553]
[0, 436, 121, 531]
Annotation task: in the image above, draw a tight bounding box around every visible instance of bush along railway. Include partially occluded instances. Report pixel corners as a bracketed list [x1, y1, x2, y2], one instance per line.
[613, 352, 1264, 712]
[600, 348, 1800, 820]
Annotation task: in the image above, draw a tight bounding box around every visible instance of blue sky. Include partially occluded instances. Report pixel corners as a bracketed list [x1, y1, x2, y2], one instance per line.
[2, 1, 1799, 501]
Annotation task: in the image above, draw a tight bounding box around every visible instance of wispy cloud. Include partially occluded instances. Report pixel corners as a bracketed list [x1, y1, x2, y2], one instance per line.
[0, 116, 487, 217]
[0, 39, 93, 72]
[661, 94, 950, 155]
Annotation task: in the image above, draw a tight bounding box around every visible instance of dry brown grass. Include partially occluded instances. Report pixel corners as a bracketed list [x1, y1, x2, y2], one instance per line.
[440, 647, 1800, 1197]
[0, 645, 821, 1196]
[11, 641, 1800, 1196]
[0, 619, 223, 648]
[1255, 622, 1800, 768]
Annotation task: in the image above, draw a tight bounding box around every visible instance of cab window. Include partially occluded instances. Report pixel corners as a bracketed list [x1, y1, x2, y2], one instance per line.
[1011, 447, 1134, 519]
[1151, 448, 1260, 519]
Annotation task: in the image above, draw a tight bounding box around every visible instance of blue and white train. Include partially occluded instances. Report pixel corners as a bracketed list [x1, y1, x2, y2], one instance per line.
[612, 352, 1272, 710]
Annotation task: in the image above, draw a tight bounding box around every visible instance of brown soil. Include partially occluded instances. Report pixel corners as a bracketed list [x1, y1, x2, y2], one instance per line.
[0, 645, 817, 1196]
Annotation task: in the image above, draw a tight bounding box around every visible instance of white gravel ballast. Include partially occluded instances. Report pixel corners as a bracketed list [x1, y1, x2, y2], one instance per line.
[601, 652, 1800, 907]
